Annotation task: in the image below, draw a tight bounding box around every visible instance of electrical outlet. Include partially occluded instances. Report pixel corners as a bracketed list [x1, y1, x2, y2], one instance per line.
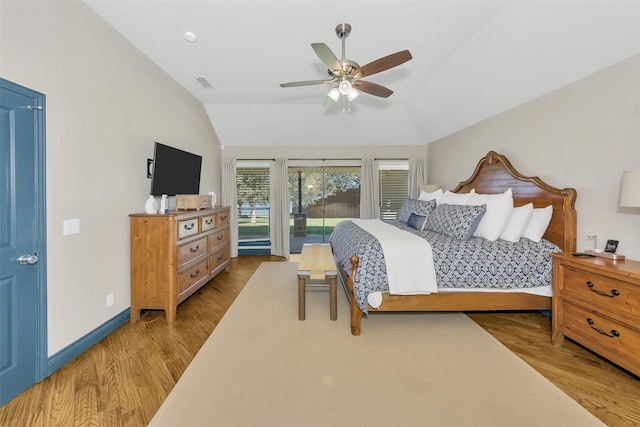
[107, 293, 114, 307]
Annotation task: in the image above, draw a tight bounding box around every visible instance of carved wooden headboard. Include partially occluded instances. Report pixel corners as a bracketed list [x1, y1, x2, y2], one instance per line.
[451, 151, 577, 253]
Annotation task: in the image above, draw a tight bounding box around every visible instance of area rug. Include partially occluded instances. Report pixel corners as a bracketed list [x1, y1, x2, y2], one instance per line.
[150, 262, 603, 426]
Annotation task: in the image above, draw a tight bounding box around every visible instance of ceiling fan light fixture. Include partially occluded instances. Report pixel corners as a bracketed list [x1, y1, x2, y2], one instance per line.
[327, 87, 340, 102]
[338, 80, 352, 95]
[279, 23, 412, 109]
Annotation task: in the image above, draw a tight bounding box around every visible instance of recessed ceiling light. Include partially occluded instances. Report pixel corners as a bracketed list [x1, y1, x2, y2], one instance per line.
[184, 31, 197, 42]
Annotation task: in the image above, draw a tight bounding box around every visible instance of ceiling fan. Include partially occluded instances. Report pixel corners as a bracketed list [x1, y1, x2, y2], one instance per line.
[279, 23, 412, 109]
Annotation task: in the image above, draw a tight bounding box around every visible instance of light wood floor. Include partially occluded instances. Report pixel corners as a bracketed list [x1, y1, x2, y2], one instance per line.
[1, 255, 638, 426]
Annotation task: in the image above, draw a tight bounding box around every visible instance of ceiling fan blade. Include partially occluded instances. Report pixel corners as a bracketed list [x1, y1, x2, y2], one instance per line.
[280, 79, 332, 88]
[311, 43, 343, 76]
[353, 80, 394, 98]
[353, 50, 412, 79]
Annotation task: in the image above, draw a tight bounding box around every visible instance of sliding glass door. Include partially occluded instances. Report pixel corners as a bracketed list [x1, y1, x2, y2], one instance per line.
[288, 166, 360, 253]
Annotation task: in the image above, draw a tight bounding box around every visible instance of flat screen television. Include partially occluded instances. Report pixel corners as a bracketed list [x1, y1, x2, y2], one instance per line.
[150, 142, 202, 196]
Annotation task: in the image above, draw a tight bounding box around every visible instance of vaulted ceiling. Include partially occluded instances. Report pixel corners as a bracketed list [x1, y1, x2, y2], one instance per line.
[84, 1, 640, 147]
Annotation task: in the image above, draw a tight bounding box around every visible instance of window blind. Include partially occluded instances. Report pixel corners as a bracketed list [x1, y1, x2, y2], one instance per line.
[236, 167, 270, 252]
[379, 169, 408, 220]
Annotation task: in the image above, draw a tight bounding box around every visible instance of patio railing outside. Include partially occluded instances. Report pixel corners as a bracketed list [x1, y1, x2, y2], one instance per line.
[238, 208, 356, 254]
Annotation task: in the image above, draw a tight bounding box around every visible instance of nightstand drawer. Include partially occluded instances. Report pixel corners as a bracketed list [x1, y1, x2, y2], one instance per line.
[551, 254, 640, 376]
[562, 266, 640, 316]
[562, 301, 640, 366]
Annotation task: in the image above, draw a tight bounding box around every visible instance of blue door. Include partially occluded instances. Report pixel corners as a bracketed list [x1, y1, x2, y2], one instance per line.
[0, 79, 47, 406]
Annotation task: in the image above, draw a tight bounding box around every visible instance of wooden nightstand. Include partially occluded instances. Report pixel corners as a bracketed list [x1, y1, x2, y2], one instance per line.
[551, 253, 640, 377]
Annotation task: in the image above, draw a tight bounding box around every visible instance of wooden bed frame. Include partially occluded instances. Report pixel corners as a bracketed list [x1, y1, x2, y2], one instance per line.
[338, 151, 577, 336]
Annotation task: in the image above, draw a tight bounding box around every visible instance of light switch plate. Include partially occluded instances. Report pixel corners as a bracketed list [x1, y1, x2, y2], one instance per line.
[63, 219, 80, 235]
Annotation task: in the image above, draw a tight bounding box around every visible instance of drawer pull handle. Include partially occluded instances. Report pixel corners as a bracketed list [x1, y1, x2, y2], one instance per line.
[586, 318, 620, 338]
[183, 223, 195, 230]
[586, 281, 620, 297]
[221, 215, 227, 221]
[190, 245, 200, 253]
[205, 219, 213, 225]
[190, 270, 200, 279]
[217, 254, 224, 261]
[217, 234, 224, 240]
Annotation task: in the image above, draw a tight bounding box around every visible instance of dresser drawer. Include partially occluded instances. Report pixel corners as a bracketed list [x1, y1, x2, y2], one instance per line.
[561, 301, 640, 366]
[561, 266, 640, 317]
[218, 211, 230, 227]
[201, 214, 216, 231]
[178, 236, 207, 267]
[178, 218, 199, 238]
[178, 259, 209, 294]
[209, 229, 230, 248]
[210, 244, 230, 273]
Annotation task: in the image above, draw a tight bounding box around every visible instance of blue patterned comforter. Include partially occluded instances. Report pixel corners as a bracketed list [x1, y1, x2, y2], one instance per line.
[329, 219, 561, 312]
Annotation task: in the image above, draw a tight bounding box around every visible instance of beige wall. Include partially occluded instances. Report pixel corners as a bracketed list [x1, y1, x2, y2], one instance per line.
[1, 1, 222, 355]
[428, 54, 640, 259]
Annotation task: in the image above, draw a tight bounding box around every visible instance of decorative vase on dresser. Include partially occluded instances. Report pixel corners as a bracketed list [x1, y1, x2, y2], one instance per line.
[551, 253, 640, 376]
[129, 206, 231, 323]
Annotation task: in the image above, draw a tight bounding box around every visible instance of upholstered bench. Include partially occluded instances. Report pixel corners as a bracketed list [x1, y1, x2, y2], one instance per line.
[297, 243, 338, 321]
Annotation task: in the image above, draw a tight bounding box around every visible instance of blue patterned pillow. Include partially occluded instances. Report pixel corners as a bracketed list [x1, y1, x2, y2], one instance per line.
[406, 213, 428, 231]
[398, 198, 437, 223]
[425, 204, 487, 240]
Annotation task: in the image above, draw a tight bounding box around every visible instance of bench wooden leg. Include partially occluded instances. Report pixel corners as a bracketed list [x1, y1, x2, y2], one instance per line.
[298, 276, 305, 320]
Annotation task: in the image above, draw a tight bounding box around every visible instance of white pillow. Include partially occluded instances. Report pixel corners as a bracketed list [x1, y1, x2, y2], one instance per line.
[500, 203, 534, 242]
[418, 188, 443, 204]
[522, 205, 553, 242]
[467, 188, 514, 241]
[438, 190, 471, 206]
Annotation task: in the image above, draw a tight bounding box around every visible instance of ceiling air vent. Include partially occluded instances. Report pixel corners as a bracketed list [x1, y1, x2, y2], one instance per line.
[195, 76, 213, 89]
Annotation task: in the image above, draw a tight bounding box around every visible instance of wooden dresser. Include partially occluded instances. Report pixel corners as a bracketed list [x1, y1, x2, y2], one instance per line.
[129, 207, 231, 323]
[551, 253, 640, 376]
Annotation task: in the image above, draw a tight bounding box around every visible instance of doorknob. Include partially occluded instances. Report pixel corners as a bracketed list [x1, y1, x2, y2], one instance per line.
[17, 254, 39, 265]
